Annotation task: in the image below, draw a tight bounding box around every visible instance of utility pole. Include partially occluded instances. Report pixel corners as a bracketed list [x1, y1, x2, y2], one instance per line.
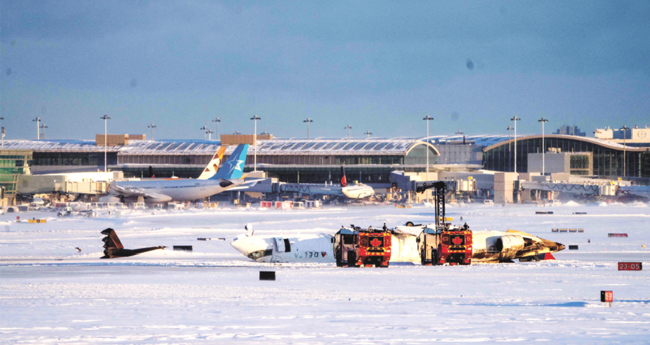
[303, 118, 313, 139]
[148, 124, 157, 140]
[33, 117, 41, 140]
[538, 117, 549, 175]
[100, 115, 111, 172]
[212, 118, 220, 141]
[510, 116, 521, 173]
[250, 115, 261, 171]
[344, 125, 352, 139]
[423, 116, 434, 181]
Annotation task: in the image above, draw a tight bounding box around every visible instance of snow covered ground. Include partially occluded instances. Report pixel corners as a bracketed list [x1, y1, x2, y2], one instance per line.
[1, 202, 649, 344]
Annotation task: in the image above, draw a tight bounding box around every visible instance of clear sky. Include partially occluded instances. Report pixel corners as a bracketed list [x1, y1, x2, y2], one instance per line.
[1, 0, 649, 140]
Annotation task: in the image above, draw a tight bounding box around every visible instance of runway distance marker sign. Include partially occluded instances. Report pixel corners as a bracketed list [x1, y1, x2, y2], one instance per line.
[618, 262, 642, 271]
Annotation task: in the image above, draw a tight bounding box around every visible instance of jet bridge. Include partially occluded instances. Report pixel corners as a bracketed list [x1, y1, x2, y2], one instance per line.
[521, 181, 617, 196]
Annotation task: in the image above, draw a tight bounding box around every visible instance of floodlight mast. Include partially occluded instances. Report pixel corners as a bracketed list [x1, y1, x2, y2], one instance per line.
[100, 115, 111, 172]
[39, 124, 48, 139]
[212, 118, 221, 141]
[148, 124, 157, 140]
[538, 117, 549, 175]
[303, 118, 313, 139]
[250, 115, 261, 171]
[510, 116, 521, 173]
[33, 117, 41, 140]
[423, 116, 434, 182]
[506, 126, 514, 171]
[199, 126, 207, 140]
[364, 131, 372, 138]
[344, 125, 352, 139]
[621, 126, 629, 177]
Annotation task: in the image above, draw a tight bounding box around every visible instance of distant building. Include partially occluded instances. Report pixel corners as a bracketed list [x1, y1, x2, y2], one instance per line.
[553, 125, 585, 137]
[594, 125, 650, 147]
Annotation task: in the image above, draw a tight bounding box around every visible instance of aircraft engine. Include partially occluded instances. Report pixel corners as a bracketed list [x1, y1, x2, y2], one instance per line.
[495, 235, 525, 259]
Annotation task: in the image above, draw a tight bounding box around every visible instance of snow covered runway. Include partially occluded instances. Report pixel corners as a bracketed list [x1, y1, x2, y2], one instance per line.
[1, 203, 649, 343]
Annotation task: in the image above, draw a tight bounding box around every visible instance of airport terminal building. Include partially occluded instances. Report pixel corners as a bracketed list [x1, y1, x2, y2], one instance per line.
[2, 133, 649, 201]
[2, 136, 506, 185]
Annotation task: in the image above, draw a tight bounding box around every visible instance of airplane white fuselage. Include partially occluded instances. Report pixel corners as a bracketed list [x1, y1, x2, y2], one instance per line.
[111, 178, 245, 203]
[231, 232, 419, 263]
[341, 184, 375, 199]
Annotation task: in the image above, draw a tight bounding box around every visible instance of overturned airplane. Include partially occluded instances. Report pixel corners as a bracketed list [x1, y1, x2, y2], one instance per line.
[230, 224, 565, 265]
[100, 228, 166, 259]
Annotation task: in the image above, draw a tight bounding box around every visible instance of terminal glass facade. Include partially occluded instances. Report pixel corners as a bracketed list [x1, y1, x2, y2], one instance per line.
[484, 137, 650, 178]
[0, 150, 33, 201]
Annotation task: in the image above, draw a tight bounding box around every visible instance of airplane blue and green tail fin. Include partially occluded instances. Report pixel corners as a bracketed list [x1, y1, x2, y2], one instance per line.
[211, 144, 249, 180]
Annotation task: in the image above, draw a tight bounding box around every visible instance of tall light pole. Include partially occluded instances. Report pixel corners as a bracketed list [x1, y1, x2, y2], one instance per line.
[621, 125, 629, 177]
[33, 117, 41, 140]
[199, 126, 207, 140]
[344, 125, 352, 138]
[148, 124, 157, 140]
[364, 131, 372, 138]
[506, 126, 513, 171]
[455, 130, 464, 135]
[303, 118, 313, 139]
[212, 118, 221, 141]
[510, 116, 521, 173]
[250, 115, 261, 171]
[1, 127, 5, 149]
[100, 115, 111, 172]
[423, 115, 434, 181]
[207, 129, 213, 140]
[538, 117, 549, 175]
[39, 124, 48, 139]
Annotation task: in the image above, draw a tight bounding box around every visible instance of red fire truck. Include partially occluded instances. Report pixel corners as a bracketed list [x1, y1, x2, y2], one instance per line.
[334, 226, 391, 267]
[416, 181, 473, 266]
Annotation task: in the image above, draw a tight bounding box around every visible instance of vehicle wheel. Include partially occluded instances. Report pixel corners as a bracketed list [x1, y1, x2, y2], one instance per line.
[431, 249, 438, 265]
[406, 221, 414, 226]
[348, 252, 358, 267]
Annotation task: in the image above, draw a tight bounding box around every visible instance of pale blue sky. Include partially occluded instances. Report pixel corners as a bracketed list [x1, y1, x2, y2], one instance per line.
[1, 0, 649, 140]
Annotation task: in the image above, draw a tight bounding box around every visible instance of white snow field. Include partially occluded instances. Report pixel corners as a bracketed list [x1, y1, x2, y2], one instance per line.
[1, 203, 649, 344]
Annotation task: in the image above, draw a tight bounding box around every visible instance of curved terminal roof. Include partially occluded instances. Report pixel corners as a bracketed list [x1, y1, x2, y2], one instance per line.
[483, 134, 648, 152]
[1, 140, 123, 152]
[254, 138, 439, 156]
[3, 138, 441, 156]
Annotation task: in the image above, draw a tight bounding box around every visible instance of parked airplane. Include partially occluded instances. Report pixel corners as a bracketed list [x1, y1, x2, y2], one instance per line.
[230, 223, 564, 264]
[110, 144, 258, 203]
[340, 166, 375, 199]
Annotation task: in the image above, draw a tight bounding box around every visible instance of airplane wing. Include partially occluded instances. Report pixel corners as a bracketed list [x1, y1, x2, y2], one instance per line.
[226, 179, 264, 191]
[111, 184, 172, 202]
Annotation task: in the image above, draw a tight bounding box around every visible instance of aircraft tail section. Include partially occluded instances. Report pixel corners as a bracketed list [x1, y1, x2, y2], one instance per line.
[211, 144, 248, 180]
[100, 228, 166, 259]
[340, 166, 347, 187]
[198, 146, 227, 180]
